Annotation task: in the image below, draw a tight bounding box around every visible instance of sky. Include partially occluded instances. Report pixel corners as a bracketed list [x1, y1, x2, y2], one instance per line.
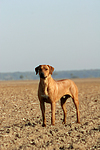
[0, 0, 100, 72]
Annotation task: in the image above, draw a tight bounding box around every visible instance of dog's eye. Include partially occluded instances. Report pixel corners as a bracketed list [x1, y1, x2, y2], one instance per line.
[45, 68, 48, 71]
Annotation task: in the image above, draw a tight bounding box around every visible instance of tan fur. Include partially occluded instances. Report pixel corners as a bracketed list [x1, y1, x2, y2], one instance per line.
[35, 65, 80, 127]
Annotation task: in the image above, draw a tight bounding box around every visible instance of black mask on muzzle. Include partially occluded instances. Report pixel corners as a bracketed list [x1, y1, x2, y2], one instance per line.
[40, 72, 46, 79]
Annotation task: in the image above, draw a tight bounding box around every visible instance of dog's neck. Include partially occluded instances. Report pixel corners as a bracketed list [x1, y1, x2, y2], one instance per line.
[40, 74, 52, 95]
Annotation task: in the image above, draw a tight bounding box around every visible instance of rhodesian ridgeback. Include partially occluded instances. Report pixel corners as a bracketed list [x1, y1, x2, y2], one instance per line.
[35, 65, 80, 127]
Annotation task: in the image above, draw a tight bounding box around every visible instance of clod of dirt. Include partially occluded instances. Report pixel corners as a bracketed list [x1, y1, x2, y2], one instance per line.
[6, 128, 10, 133]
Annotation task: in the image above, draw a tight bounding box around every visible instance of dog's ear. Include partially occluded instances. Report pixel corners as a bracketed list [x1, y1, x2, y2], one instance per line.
[35, 65, 41, 75]
[48, 65, 54, 75]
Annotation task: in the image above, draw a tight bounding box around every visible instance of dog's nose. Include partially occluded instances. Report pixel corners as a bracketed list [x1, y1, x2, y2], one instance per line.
[40, 72, 45, 79]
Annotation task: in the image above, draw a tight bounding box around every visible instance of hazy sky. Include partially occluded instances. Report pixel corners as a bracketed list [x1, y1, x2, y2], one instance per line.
[1, 0, 100, 72]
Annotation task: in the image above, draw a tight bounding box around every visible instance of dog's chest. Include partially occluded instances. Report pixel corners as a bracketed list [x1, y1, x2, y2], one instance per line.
[44, 83, 48, 95]
[38, 79, 55, 103]
[39, 81, 49, 95]
[40, 81, 53, 101]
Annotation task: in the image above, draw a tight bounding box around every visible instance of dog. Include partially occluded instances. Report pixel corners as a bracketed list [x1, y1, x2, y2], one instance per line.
[35, 65, 80, 127]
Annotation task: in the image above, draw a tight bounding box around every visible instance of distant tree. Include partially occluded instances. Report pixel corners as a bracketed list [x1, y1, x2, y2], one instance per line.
[20, 75, 24, 80]
[70, 73, 78, 79]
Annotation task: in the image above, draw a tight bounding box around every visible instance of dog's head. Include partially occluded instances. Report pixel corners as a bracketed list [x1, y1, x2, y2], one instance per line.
[35, 65, 54, 79]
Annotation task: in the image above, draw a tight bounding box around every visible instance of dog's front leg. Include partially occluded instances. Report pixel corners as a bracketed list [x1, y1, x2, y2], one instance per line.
[40, 101, 46, 127]
[51, 102, 56, 125]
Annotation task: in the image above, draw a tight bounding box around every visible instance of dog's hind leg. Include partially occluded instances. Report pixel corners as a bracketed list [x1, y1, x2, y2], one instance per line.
[72, 97, 80, 123]
[61, 98, 66, 124]
[61, 95, 71, 124]
[60, 96, 68, 124]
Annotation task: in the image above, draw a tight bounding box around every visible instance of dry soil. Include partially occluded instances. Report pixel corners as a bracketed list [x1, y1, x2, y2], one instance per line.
[0, 78, 100, 150]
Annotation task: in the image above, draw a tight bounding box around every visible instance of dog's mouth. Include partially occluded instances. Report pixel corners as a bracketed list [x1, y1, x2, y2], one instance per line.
[40, 73, 47, 79]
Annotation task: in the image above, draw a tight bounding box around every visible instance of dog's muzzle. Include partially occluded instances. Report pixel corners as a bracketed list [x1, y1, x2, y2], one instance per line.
[40, 72, 47, 79]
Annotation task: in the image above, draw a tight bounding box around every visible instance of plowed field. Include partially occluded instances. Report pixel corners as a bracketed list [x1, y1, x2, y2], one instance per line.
[0, 79, 100, 150]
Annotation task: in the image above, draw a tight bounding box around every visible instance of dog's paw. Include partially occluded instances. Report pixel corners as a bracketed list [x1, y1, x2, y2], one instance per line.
[62, 119, 66, 125]
[51, 123, 55, 126]
[77, 121, 81, 124]
[42, 123, 46, 127]
[62, 121, 65, 125]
